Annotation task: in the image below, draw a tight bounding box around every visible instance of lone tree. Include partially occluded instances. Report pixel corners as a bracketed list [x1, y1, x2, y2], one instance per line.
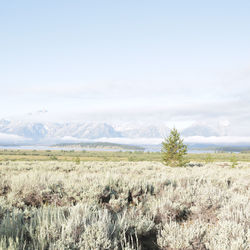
[161, 128, 188, 167]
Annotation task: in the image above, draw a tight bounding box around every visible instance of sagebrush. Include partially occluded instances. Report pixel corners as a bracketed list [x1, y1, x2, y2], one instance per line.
[0, 160, 249, 249]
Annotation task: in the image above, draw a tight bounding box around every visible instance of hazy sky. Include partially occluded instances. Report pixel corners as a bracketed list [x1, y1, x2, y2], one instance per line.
[1, 1, 250, 134]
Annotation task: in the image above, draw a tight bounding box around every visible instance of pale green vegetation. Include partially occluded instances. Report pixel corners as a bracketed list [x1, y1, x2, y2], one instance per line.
[0, 160, 249, 249]
[74, 157, 81, 165]
[230, 154, 238, 168]
[2, 149, 250, 162]
[204, 153, 214, 164]
[53, 142, 145, 151]
[161, 128, 188, 167]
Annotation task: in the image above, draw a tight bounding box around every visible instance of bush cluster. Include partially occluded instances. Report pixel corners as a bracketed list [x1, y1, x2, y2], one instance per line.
[0, 160, 249, 249]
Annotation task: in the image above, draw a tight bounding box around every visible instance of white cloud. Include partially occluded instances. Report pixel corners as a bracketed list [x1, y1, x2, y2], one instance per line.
[1, 66, 250, 137]
[184, 136, 250, 145]
[0, 133, 30, 144]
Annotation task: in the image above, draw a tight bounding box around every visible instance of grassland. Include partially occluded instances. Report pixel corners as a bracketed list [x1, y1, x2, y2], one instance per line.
[1, 149, 250, 162]
[0, 158, 249, 249]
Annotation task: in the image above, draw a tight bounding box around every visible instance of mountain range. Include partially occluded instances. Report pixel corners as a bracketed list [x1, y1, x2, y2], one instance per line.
[0, 119, 230, 145]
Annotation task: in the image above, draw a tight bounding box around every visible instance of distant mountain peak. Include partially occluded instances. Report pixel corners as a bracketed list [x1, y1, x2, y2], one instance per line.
[0, 119, 227, 145]
[181, 123, 220, 137]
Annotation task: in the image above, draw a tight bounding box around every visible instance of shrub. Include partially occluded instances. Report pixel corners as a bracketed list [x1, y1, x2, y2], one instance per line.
[204, 153, 214, 164]
[230, 154, 238, 168]
[50, 155, 58, 161]
[74, 157, 80, 165]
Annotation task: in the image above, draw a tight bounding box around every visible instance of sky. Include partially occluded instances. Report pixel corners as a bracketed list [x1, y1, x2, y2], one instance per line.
[0, 0, 250, 135]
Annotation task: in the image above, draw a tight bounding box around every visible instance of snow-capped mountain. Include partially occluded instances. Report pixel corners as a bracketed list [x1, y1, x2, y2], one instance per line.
[0, 119, 231, 145]
[0, 120, 47, 139]
[0, 120, 122, 143]
[115, 124, 169, 138]
[181, 123, 220, 137]
[0, 120, 170, 140]
[46, 122, 122, 139]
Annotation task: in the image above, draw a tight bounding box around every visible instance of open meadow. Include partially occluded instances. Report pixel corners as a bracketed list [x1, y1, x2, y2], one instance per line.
[2, 0, 250, 249]
[1, 149, 250, 162]
[0, 156, 249, 249]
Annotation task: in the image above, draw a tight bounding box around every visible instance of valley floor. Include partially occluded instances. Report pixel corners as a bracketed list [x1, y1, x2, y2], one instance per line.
[0, 161, 249, 249]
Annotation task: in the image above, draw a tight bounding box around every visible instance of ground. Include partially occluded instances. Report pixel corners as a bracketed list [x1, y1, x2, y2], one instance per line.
[0, 160, 249, 249]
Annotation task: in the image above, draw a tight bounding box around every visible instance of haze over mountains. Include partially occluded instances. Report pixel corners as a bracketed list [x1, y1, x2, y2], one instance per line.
[1, 118, 249, 146]
[0, 119, 167, 144]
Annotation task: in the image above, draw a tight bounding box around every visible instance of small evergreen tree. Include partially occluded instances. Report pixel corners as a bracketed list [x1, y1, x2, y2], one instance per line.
[161, 128, 188, 167]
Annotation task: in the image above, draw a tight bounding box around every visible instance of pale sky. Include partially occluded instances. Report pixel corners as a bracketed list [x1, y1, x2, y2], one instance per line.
[1, 1, 250, 135]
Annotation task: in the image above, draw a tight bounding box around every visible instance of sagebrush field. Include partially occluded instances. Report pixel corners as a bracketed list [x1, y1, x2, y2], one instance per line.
[0, 160, 249, 249]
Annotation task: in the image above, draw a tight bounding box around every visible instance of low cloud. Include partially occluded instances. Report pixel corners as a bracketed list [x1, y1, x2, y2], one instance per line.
[100, 136, 250, 145]
[0, 133, 30, 144]
[1, 66, 250, 137]
[51, 136, 250, 145]
[184, 136, 250, 145]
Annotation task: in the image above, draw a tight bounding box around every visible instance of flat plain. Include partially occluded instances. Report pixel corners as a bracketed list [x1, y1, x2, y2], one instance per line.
[0, 154, 249, 249]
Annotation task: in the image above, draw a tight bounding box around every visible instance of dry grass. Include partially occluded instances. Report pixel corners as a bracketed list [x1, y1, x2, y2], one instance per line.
[0, 160, 249, 249]
[1, 149, 250, 162]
